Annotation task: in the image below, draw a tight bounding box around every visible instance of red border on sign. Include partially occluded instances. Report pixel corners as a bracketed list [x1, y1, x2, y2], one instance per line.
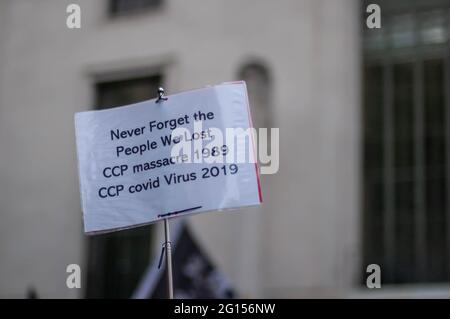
[238, 81, 263, 203]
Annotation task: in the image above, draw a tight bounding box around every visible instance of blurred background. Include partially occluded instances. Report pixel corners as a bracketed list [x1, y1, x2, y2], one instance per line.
[0, 0, 449, 298]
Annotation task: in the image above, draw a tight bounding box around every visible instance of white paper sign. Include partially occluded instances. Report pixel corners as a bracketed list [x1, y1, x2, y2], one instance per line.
[75, 82, 262, 234]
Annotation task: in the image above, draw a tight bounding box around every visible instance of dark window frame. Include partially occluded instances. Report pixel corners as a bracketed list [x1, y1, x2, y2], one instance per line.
[362, 0, 450, 284]
[85, 74, 163, 298]
[108, 0, 164, 17]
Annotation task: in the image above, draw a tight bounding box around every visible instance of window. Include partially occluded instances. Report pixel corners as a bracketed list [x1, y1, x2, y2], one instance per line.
[109, 0, 163, 16]
[86, 75, 162, 298]
[363, 0, 450, 284]
[238, 62, 272, 129]
[238, 61, 273, 186]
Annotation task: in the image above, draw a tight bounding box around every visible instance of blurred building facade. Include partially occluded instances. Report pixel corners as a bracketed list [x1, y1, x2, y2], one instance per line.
[0, 0, 448, 298]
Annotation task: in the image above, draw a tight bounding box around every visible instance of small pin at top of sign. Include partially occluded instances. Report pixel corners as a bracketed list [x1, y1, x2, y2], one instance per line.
[155, 87, 168, 103]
